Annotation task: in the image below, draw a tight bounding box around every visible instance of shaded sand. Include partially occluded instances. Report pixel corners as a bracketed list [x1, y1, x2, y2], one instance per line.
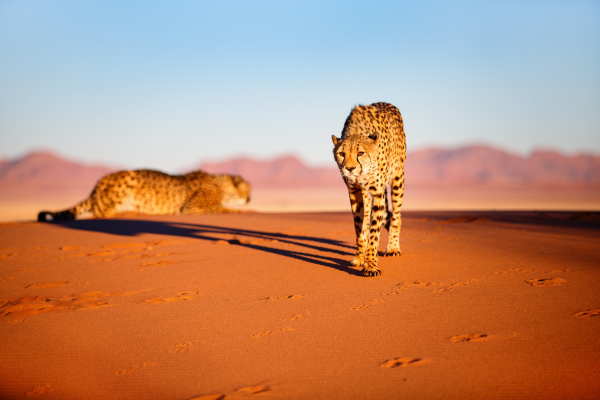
[0, 211, 599, 399]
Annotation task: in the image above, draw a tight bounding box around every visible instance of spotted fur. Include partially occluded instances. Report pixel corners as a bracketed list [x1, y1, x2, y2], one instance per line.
[332, 102, 406, 276]
[38, 169, 251, 222]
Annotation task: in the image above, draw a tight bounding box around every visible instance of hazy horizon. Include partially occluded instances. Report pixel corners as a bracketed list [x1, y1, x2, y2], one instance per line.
[3, 142, 600, 175]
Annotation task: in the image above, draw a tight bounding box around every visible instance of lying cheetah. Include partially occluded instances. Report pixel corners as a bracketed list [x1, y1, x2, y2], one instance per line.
[38, 169, 251, 222]
[332, 102, 406, 276]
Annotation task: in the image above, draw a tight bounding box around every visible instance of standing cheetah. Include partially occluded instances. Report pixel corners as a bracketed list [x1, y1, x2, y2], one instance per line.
[332, 102, 406, 276]
[38, 170, 251, 221]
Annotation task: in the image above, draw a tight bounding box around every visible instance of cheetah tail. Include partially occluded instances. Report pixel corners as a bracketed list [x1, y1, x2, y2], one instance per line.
[37, 197, 93, 222]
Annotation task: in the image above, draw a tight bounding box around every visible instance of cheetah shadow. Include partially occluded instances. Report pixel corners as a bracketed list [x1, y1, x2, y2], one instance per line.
[48, 219, 362, 276]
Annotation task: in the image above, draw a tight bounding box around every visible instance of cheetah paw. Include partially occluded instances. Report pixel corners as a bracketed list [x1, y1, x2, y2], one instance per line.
[384, 249, 401, 257]
[350, 257, 364, 268]
[362, 268, 381, 277]
[361, 262, 381, 277]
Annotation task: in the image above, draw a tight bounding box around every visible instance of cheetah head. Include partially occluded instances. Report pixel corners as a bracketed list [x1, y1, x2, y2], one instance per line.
[332, 133, 379, 184]
[220, 175, 251, 208]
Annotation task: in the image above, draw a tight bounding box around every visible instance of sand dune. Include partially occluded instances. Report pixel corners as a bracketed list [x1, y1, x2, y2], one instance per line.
[1, 211, 599, 399]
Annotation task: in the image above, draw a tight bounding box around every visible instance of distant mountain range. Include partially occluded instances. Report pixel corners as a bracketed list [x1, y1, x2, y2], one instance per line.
[198, 155, 344, 188]
[1, 146, 599, 196]
[198, 146, 600, 188]
[0, 152, 117, 190]
[404, 146, 600, 187]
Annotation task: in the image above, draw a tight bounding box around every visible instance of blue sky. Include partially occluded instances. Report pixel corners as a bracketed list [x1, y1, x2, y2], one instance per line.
[1, 0, 598, 171]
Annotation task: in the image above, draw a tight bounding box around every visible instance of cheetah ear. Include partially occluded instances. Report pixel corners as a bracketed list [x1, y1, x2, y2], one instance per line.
[332, 135, 340, 146]
[368, 133, 378, 141]
[232, 176, 243, 186]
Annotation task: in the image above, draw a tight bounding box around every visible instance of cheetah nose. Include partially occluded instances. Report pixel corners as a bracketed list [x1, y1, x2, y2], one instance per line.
[346, 166, 356, 172]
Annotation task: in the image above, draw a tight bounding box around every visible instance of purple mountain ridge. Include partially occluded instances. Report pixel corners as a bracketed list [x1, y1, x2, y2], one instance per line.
[1, 146, 599, 194]
[198, 146, 600, 188]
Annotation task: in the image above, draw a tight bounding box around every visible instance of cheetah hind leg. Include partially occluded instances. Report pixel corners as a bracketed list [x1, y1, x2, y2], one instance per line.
[383, 175, 403, 257]
[383, 204, 400, 257]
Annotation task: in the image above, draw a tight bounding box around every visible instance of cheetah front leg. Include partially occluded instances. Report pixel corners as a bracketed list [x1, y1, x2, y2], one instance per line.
[348, 187, 367, 268]
[181, 187, 231, 214]
[362, 186, 386, 277]
[384, 171, 404, 257]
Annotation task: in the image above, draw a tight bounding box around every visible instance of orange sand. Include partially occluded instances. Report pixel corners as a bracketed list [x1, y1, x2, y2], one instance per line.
[1, 211, 599, 399]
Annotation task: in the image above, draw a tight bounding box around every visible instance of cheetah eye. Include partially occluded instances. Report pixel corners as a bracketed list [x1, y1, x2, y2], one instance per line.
[357, 152, 365, 156]
[338, 152, 345, 158]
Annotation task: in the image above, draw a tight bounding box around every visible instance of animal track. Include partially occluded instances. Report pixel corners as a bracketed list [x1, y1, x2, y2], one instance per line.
[117, 254, 152, 260]
[495, 268, 571, 274]
[25, 281, 70, 289]
[115, 362, 156, 375]
[260, 294, 305, 301]
[449, 331, 515, 342]
[574, 309, 600, 318]
[18, 268, 41, 273]
[351, 299, 385, 311]
[496, 268, 539, 274]
[380, 357, 427, 368]
[189, 395, 225, 400]
[25, 384, 54, 396]
[433, 279, 478, 293]
[450, 333, 489, 342]
[382, 280, 477, 296]
[143, 292, 198, 304]
[88, 253, 153, 262]
[355, 281, 434, 310]
[382, 281, 438, 296]
[189, 384, 272, 400]
[1, 290, 150, 318]
[169, 341, 196, 353]
[353, 279, 477, 311]
[60, 251, 117, 260]
[279, 312, 311, 321]
[525, 278, 566, 286]
[58, 240, 187, 262]
[140, 260, 175, 267]
[231, 385, 272, 396]
[250, 327, 293, 338]
[135, 260, 176, 272]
